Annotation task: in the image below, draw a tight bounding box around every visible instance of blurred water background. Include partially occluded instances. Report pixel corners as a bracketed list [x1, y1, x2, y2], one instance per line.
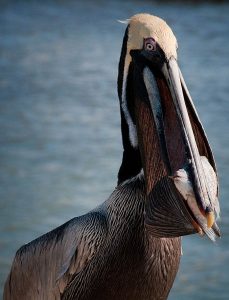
[0, 0, 229, 298]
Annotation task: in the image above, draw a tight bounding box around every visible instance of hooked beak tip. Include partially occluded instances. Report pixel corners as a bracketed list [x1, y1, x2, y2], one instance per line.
[206, 211, 215, 229]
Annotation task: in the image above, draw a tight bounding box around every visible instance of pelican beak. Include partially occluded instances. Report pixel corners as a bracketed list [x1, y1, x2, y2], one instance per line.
[129, 50, 220, 240]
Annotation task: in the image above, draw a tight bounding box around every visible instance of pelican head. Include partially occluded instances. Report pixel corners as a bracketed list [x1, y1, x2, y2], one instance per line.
[118, 14, 220, 240]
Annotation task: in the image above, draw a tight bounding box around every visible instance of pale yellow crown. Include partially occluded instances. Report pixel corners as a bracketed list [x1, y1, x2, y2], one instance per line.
[127, 13, 178, 60]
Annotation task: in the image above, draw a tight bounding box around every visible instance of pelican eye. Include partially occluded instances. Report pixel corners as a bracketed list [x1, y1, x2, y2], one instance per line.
[144, 38, 156, 51]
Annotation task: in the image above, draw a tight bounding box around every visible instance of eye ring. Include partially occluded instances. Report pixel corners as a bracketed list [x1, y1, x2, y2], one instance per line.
[144, 38, 156, 52]
[146, 43, 154, 51]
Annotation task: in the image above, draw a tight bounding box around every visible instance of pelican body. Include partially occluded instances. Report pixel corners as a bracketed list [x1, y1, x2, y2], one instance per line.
[4, 14, 220, 300]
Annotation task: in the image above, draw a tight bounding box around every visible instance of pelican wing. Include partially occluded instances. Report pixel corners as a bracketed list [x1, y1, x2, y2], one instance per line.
[4, 211, 108, 300]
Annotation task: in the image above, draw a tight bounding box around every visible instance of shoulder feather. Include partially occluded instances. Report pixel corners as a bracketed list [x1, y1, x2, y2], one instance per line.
[4, 211, 108, 300]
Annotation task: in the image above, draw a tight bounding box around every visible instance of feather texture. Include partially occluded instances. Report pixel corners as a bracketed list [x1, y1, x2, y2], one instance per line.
[4, 176, 181, 300]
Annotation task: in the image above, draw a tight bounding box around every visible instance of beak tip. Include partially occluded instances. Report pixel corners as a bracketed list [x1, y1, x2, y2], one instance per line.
[206, 211, 215, 229]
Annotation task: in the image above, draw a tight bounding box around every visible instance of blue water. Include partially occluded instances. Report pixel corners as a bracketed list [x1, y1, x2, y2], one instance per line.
[0, 0, 229, 299]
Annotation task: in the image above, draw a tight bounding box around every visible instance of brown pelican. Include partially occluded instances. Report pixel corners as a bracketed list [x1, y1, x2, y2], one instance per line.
[4, 13, 220, 300]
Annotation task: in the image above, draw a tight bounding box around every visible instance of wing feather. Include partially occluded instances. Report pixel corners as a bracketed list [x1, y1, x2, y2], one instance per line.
[4, 211, 107, 300]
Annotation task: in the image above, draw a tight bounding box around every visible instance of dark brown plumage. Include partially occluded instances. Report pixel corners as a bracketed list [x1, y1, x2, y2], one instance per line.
[4, 13, 220, 300]
[4, 177, 181, 300]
